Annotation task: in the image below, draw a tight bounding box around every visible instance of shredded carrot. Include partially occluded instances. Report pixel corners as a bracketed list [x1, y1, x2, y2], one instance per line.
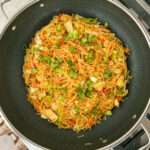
[88, 117, 94, 127]
[124, 48, 130, 54]
[33, 101, 40, 112]
[41, 52, 53, 56]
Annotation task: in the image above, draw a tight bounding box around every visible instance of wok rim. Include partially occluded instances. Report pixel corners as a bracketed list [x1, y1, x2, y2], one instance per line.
[0, 0, 150, 149]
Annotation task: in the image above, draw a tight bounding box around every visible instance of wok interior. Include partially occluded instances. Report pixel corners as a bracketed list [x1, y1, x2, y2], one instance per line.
[0, 0, 150, 149]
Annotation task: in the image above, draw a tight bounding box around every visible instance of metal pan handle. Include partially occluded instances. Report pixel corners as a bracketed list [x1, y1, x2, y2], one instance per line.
[137, 0, 150, 15]
[139, 115, 150, 150]
[0, 0, 40, 20]
[0, 0, 11, 19]
[111, 0, 150, 43]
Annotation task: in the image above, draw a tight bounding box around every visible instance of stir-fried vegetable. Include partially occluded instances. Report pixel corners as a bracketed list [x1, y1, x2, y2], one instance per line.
[104, 71, 112, 79]
[85, 18, 98, 24]
[70, 46, 75, 53]
[103, 56, 109, 63]
[32, 68, 38, 74]
[73, 106, 79, 113]
[59, 96, 65, 101]
[106, 110, 112, 116]
[61, 88, 67, 94]
[104, 22, 109, 27]
[56, 26, 61, 32]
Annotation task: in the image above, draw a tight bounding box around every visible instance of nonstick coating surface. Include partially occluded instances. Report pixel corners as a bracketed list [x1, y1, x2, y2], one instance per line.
[0, 0, 150, 150]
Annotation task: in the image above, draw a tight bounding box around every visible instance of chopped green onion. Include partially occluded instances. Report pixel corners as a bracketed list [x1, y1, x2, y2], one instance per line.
[112, 50, 117, 54]
[104, 73, 109, 79]
[45, 56, 51, 61]
[77, 84, 85, 98]
[89, 36, 97, 43]
[126, 71, 132, 80]
[55, 39, 60, 44]
[70, 71, 77, 78]
[106, 110, 112, 116]
[103, 56, 109, 63]
[104, 22, 109, 27]
[51, 59, 63, 69]
[46, 84, 52, 91]
[64, 33, 73, 40]
[80, 41, 86, 46]
[84, 34, 89, 40]
[113, 55, 118, 62]
[78, 84, 83, 89]
[70, 65, 76, 70]
[56, 45, 60, 49]
[53, 85, 59, 91]
[93, 112, 98, 116]
[73, 30, 80, 39]
[56, 26, 61, 31]
[67, 60, 76, 70]
[98, 43, 102, 48]
[82, 38, 87, 43]
[88, 86, 93, 92]
[59, 96, 65, 101]
[85, 55, 88, 59]
[85, 91, 92, 98]
[33, 47, 42, 52]
[67, 60, 73, 65]
[85, 18, 97, 24]
[38, 56, 44, 60]
[70, 46, 75, 53]
[73, 106, 79, 113]
[79, 99, 85, 103]
[47, 60, 51, 64]
[104, 71, 112, 79]
[38, 56, 51, 64]
[57, 59, 63, 64]
[32, 68, 38, 74]
[77, 90, 85, 98]
[51, 58, 55, 62]
[115, 88, 128, 97]
[54, 85, 60, 90]
[66, 60, 76, 70]
[86, 79, 92, 85]
[94, 72, 98, 77]
[85, 52, 95, 64]
[58, 116, 62, 122]
[61, 88, 67, 94]
[64, 36, 70, 40]
[57, 68, 64, 73]
[88, 45, 94, 50]
[51, 63, 59, 69]
[89, 52, 93, 59]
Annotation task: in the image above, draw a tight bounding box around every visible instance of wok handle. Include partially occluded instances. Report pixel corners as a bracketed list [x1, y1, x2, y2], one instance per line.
[111, 0, 150, 42]
[136, 0, 150, 15]
[0, 0, 11, 19]
[139, 115, 150, 150]
[0, 0, 40, 20]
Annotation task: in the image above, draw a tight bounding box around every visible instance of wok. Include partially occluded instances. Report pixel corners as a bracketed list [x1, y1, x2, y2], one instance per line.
[0, 0, 150, 149]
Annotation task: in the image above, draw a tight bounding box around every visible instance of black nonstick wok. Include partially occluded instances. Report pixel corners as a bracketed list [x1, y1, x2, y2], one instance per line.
[0, 0, 150, 150]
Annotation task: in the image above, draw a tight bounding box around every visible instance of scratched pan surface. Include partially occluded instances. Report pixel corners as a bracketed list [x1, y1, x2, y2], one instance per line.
[0, 0, 150, 149]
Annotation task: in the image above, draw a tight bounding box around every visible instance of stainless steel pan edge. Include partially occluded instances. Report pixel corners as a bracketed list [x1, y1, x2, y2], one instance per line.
[0, 0, 150, 149]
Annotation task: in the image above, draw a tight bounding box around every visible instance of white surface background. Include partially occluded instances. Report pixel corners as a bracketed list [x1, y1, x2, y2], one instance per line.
[0, 0, 33, 149]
